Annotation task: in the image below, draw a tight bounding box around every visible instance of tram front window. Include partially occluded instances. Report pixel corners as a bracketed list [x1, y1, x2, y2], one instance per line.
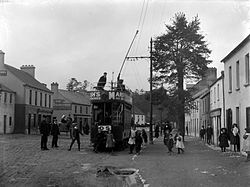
[93, 103, 112, 125]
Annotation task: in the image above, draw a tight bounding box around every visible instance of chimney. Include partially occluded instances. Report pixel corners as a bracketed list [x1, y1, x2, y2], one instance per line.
[51, 82, 59, 93]
[0, 50, 5, 70]
[20, 65, 35, 78]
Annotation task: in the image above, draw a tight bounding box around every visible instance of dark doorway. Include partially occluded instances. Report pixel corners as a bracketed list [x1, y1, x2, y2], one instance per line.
[4, 115, 7, 134]
[28, 114, 31, 134]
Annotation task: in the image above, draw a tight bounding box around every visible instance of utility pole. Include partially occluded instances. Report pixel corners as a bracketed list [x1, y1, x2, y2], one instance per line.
[126, 38, 154, 144]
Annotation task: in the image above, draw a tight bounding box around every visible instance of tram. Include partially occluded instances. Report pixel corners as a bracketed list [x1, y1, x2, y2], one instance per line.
[90, 82, 133, 150]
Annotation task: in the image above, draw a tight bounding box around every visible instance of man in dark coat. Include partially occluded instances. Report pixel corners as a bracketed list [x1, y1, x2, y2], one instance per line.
[97, 72, 107, 90]
[206, 125, 213, 145]
[68, 122, 83, 151]
[40, 115, 51, 150]
[51, 118, 60, 148]
[93, 128, 106, 153]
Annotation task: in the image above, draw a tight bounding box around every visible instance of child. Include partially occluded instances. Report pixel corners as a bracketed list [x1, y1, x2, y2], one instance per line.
[218, 128, 229, 152]
[106, 129, 115, 154]
[135, 130, 143, 155]
[242, 128, 250, 161]
[168, 134, 174, 154]
[176, 132, 184, 154]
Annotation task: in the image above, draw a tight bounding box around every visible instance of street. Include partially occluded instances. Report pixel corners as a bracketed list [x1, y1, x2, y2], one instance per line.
[1, 134, 250, 187]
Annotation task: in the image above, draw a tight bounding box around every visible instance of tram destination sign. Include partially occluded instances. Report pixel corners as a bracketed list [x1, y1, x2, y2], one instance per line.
[109, 91, 132, 104]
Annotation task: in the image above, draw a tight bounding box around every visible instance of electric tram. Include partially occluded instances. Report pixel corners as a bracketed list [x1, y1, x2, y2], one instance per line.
[90, 82, 133, 150]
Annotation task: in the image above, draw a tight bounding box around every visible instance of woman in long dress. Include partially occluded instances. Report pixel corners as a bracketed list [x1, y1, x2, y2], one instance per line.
[176, 132, 184, 154]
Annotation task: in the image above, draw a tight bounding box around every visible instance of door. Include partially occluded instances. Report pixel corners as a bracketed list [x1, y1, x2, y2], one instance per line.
[3, 115, 7, 134]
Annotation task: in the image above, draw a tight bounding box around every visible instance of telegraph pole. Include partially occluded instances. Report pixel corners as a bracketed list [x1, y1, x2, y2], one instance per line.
[126, 38, 154, 144]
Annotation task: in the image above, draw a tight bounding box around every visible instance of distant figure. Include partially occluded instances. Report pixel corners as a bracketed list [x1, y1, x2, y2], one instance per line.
[141, 129, 148, 145]
[97, 72, 107, 90]
[186, 125, 189, 136]
[242, 128, 250, 162]
[176, 132, 184, 154]
[51, 118, 60, 148]
[155, 125, 159, 138]
[168, 134, 174, 154]
[68, 122, 83, 151]
[231, 123, 240, 152]
[200, 126, 206, 141]
[206, 125, 213, 145]
[106, 129, 115, 154]
[93, 128, 106, 153]
[128, 126, 136, 154]
[40, 116, 51, 151]
[219, 128, 229, 152]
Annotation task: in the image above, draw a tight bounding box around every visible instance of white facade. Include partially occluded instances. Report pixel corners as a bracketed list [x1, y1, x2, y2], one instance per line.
[222, 34, 250, 151]
[134, 114, 145, 125]
[0, 89, 15, 134]
[210, 75, 225, 146]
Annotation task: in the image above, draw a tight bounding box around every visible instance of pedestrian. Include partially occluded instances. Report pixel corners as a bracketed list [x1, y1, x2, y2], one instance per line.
[135, 130, 143, 155]
[106, 129, 115, 154]
[141, 129, 148, 145]
[206, 125, 213, 145]
[199, 126, 206, 141]
[231, 123, 240, 152]
[40, 115, 51, 150]
[66, 114, 73, 138]
[93, 128, 105, 153]
[176, 132, 184, 154]
[218, 128, 229, 152]
[68, 122, 83, 151]
[168, 134, 174, 154]
[164, 129, 170, 146]
[242, 128, 250, 162]
[51, 118, 60, 148]
[128, 126, 136, 154]
[186, 125, 189, 136]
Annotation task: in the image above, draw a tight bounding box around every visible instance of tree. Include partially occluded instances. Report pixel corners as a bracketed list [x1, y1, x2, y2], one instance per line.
[152, 12, 211, 135]
[66, 78, 89, 92]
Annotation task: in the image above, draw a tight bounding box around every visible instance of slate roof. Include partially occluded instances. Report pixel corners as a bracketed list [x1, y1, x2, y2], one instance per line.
[0, 84, 15, 93]
[59, 89, 90, 105]
[5, 64, 51, 92]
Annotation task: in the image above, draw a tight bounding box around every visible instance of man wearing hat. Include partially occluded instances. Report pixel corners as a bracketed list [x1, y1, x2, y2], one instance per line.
[97, 72, 107, 90]
[68, 120, 83, 151]
[242, 127, 250, 161]
[40, 115, 51, 150]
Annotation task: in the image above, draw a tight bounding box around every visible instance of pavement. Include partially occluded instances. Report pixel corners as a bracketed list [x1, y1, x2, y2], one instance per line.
[1, 134, 250, 187]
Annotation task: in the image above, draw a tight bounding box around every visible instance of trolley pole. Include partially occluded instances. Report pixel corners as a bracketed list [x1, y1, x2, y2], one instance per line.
[126, 38, 154, 144]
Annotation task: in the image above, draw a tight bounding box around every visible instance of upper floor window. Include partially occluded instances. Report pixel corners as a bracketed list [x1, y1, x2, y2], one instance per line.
[4, 92, 7, 103]
[10, 93, 12, 104]
[80, 106, 83, 113]
[217, 84, 220, 101]
[35, 91, 37, 106]
[45, 94, 47, 107]
[75, 105, 77, 113]
[49, 95, 51, 108]
[214, 87, 216, 103]
[29, 90, 32, 105]
[229, 66, 232, 92]
[245, 53, 250, 85]
[236, 60, 240, 90]
[40, 93, 43, 106]
[86, 106, 88, 114]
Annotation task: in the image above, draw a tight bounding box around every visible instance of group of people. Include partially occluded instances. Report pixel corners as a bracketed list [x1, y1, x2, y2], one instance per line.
[199, 125, 213, 145]
[164, 129, 185, 154]
[128, 126, 148, 155]
[93, 128, 115, 154]
[39, 115, 89, 152]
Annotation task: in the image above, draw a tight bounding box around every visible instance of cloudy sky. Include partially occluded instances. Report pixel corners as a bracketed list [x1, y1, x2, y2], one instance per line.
[0, 0, 249, 91]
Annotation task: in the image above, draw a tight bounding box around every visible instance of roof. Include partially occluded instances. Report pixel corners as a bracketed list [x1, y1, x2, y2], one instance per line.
[5, 64, 52, 92]
[0, 84, 15, 93]
[133, 105, 144, 115]
[221, 34, 250, 63]
[59, 89, 91, 105]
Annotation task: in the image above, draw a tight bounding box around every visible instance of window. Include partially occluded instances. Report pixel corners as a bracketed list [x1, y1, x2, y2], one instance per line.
[4, 92, 7, 103]
[217, 84, 219, 101]
[9, 116, 12, 126]
[49, 95, 51, 108]
[29, 90, 32, 105]
[246, 53, 250, 85]
[40, 93, 43, 106]
[229, 66, 232, 92]
[10, 94, 12, 104]
[236, 60, 240, 89]
[214, 87, 216, 103]
[246, 107, 250, 129]
[236, 107, 239, 127]
[35, 91, 37, 106]
[80, 106, 82, 113]
[45, 94, 47, 107]
[86, 106, 88, 114]
[75, 105, 77, 113]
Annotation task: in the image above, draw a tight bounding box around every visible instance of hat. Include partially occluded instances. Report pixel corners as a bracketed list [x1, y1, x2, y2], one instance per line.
[104, 72, 107, 75]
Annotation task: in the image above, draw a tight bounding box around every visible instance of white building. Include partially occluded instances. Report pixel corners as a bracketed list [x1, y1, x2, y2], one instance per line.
[0, 84, 15, 134]
[209, 72, 225, 146]
[221, 34, 250, 151]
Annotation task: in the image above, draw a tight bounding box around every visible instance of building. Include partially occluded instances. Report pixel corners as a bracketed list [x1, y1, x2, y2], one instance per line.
[0, 84, 15, 134]
[132, 105, 146, 125]
[209, 71, 225, 146]
[0, 50, 53, 134]
[51, 82, 91, 131]
[221, 34, 250, 151]
[185, 68, 217, 138]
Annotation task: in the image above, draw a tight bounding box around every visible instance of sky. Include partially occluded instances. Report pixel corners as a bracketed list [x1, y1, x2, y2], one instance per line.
[0, 0, 249, 91]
